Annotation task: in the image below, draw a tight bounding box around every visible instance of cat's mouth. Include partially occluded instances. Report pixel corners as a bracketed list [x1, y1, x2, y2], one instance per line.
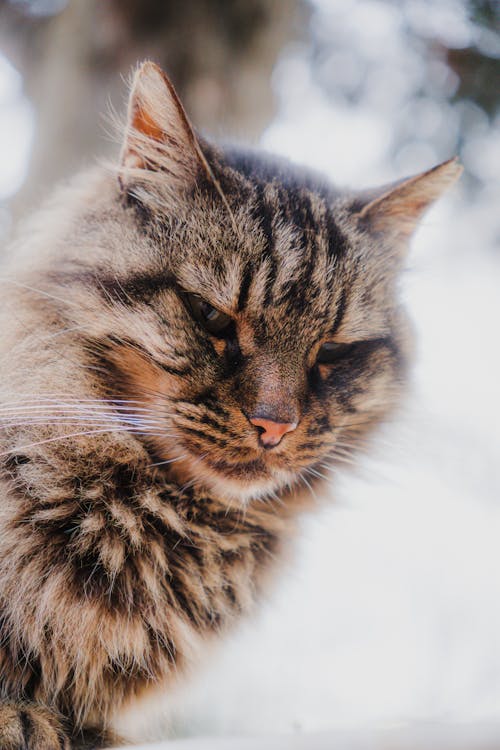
[151, 432, 300, 502]
[203, 455, 268, 479]
[134, 400, 312, 501]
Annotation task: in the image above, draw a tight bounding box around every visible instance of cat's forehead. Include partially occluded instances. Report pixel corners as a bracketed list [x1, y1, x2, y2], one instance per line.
[167, 176, 344, 330]
[126, 159, 396, 344]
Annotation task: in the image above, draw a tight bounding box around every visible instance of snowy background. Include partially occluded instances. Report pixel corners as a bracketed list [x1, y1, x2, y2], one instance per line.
[1, 0, 499, 746]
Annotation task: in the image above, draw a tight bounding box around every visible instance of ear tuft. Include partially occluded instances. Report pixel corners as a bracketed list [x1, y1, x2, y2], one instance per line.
[355, 157, 463, 243]
[119, 61, 202, 192]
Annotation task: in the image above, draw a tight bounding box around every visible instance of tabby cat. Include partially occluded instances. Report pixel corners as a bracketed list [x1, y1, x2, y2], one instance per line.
[0, 62, 461, 748]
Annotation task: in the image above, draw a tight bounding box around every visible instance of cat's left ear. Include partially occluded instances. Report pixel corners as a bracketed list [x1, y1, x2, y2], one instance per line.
[352, 158, 463, 246]
[119, 61, 205, 192]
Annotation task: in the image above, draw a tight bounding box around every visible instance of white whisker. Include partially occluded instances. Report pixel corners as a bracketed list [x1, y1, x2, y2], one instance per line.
[0, 410, 168, 427]
[305, 466, 329, 481]
[0, 278, 80, 307]
[0, 421, 174, 436]
[299, 472, 317, 502]
[147, 454, 188, 469]
[41, 325, 89, 341]
[0, 428, 134, 457]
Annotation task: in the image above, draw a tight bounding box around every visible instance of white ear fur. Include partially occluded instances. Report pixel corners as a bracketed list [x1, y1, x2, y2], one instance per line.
[119, 61, 202, 191]
[355, 158, 463, 243]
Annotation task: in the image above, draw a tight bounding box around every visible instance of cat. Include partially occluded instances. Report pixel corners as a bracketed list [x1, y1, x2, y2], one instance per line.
[0, 61, 461, 748]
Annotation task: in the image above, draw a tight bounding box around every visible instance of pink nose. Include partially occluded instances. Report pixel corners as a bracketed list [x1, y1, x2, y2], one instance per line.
[249, 417, 298, 448]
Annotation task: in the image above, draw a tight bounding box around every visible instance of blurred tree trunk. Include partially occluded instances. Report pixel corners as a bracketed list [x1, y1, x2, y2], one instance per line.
[0, 0, 307, 211]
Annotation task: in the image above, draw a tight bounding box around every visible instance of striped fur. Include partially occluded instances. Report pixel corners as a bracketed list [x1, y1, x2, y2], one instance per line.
[0, 62, 461, 746]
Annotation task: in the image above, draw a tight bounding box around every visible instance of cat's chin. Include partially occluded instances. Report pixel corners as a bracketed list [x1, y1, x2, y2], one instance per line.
[157, 447, 297, 504]
[201, 468, 298, 504]
[147, 435, 299, 504]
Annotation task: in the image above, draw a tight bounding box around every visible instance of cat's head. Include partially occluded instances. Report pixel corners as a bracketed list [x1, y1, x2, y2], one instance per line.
[56, 62, 461, 503]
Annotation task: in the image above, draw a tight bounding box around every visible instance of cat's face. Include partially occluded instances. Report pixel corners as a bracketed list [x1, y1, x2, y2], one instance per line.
[66, 62, 460, 502]
[105, 183, 402, 502]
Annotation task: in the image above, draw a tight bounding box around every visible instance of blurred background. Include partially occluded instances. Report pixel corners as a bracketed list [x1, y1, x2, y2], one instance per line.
[0, 0, 499, 746]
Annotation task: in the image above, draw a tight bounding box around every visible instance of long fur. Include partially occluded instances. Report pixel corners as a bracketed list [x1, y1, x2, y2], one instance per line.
[0, 62, 460, 747]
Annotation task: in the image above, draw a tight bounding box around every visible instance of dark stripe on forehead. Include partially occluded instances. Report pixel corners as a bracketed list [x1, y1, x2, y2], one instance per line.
[253, 183, 274, 255]
[287, 186, 316, 234]
[237, 261, 253, 311]
[331, 289, 347, 335]
[325, 210, 348, 259]
[99, 271, 174, 304]
[275, 273, 312, 315]
[272, 187, 321, 313]
[262, 255, 278, 308]
[300, 193, 320, 281]
[252, 182, 279, 307]
[48, 267, 173, 306]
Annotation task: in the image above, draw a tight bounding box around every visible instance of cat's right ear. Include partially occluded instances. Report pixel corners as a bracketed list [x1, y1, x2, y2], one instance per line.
[118, 61, 204, 193]
[351, 158, 463, 249]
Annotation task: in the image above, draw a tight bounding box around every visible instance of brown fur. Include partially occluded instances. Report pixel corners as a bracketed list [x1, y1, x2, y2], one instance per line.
[0, 62, 461, 747]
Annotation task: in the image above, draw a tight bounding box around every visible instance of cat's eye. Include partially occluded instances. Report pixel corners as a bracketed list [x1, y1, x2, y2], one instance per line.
[184, 293, 232, 336]
[316, 341, 354, 364]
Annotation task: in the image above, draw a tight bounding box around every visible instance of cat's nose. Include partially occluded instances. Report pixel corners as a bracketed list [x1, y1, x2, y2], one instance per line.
[249, 416, 298, 448]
